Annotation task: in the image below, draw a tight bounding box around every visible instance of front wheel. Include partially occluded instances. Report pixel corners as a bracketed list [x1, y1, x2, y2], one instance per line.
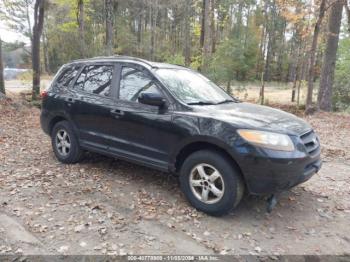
[51, 121, 83, 164]
[179, 150, 244, 216]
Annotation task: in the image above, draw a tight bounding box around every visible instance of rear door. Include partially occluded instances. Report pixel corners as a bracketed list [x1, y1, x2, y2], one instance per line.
[70, 63, 118, 151]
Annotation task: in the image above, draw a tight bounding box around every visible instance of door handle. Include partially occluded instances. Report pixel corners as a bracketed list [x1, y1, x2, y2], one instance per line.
[110, 109, 125, 117]
[65, 97, 74, 103]
[65, 97, 75, 107]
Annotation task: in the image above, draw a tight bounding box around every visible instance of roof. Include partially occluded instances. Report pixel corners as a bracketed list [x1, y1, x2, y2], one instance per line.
[69, 56, 189, 70]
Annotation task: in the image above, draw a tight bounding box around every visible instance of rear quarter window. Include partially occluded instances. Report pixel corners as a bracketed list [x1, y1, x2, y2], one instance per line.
[52, 65, 81, 92]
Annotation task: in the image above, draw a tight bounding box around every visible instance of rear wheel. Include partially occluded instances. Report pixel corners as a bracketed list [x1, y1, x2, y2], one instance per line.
[180, 150, 244, 216]
[51, 121, 83, 164]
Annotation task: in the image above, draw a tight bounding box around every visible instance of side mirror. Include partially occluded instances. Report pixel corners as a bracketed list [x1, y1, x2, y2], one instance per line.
[138, 92, 166, 107]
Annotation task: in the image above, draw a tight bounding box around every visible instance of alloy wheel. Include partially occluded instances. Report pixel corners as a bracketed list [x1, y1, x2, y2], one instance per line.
[189, 163, 225, 204]
[55, 129, 71, 157]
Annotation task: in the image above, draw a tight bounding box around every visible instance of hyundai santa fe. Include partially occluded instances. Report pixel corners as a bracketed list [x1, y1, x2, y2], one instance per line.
[41, 56, 322, 216]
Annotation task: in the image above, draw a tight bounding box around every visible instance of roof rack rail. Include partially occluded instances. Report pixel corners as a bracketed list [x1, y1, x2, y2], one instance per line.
[114, 55, 155, 67]
[71, 55, 155, 67]
[174, 64, 188, 68]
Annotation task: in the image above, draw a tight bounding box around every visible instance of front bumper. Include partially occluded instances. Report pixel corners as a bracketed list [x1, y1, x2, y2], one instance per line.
[235, 138, 322, 195]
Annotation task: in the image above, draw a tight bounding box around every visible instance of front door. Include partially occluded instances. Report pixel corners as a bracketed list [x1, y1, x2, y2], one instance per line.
[107, 64, 176, 170]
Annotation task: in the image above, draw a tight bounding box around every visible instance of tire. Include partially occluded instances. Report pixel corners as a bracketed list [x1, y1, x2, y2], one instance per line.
[51, 120, 83, 164]
[179, 150, 244, 216]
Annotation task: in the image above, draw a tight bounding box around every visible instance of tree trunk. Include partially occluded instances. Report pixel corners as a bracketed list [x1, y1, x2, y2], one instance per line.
[305, 0, 326, 113]
[256, 25, 266, 79]
[264, 33, 273, 82]
[262, 0, 273, 82]
[137, 11, 143, 54]
[184, 0, 191, 66]
[259, 0, 269, 103]
[0, 38, 5, 95]
[210, 0, 216, 53]
[259, 34, 267, 104]
[345, 1, 350, 32]
[202, 0, 212, 72]
[287, 34, 296, 83]
[297, 78, 302, 108]
[260, 70, 265, 105]
[32, 0, 45, 100]
[171, 7, 177, 53]
[227, 80, 231, 95]
[105, 0, 115, 56]
[42, 28, 50, 74]
[77, 0, 85, 57]
[217, 2, 227, 41]
[318, 0, 343, 111]
[277, 21, 287, 81]
[291, 44, 301, 102]
[200, 0, 206, 48]
[150, 1, 158, 60]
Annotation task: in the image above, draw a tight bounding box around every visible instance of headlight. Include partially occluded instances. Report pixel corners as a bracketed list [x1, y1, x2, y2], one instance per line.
[237, 129, 295, 151]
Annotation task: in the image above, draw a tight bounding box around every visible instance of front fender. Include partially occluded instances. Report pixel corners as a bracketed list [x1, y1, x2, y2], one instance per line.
[169, 135, 241, 173]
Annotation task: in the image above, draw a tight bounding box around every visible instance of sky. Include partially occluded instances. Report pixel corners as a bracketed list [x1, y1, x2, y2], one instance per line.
[0, 0, 32, 44]
[0, 22, 29, 44]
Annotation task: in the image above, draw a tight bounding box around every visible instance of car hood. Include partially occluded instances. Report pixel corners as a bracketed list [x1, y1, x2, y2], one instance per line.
[189, 102, 311, 136]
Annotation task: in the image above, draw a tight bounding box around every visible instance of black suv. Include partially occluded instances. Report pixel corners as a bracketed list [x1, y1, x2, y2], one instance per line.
[41, 56, 322, 216]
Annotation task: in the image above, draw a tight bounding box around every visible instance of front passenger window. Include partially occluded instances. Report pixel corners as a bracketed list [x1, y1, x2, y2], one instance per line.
[119, 67, 160, 102]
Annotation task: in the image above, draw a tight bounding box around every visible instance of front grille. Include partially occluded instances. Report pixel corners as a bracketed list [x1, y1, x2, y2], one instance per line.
[300, 130, 320, 157]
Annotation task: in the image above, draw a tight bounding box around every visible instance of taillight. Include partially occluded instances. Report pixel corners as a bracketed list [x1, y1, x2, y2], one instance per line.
[40, 90, 48, 99]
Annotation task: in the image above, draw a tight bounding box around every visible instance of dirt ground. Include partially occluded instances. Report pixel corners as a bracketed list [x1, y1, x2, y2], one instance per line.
[0, 94, 350, 256]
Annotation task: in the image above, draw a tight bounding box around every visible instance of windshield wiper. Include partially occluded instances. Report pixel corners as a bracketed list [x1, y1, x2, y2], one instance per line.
[187, 101, 216, 106]
[188, 99, 237, 106]
[216, 99, 235, 105]
[216, 98, 241, 104]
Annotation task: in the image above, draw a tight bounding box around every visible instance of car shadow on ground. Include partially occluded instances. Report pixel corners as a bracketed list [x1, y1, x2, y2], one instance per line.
[77, 151, 323, 223]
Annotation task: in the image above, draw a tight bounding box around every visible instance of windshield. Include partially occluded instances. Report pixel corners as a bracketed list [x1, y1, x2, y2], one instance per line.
[155, 69, 233, 105]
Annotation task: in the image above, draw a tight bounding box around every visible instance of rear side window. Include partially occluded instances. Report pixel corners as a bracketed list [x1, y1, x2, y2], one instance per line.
[75, 65, 114, 97]
[52, 65, 81, 91]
